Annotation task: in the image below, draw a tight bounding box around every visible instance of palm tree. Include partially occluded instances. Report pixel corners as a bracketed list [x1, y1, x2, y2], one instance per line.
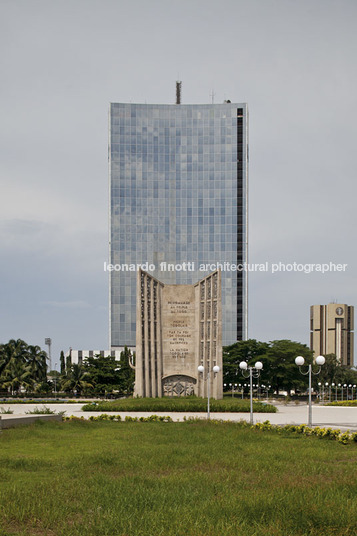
[61, 364, 93, 395]
[27, 345, 48, 385]
[2, 356, 32, 395]
[0, 343, 12, 377]
[0, 339, 29, 394]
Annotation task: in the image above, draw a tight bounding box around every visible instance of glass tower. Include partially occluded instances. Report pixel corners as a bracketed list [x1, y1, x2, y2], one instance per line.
[109, 102, 248, 347]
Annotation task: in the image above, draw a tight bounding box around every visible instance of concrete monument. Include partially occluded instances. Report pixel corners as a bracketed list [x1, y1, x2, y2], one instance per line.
[133, 269, 222, 399]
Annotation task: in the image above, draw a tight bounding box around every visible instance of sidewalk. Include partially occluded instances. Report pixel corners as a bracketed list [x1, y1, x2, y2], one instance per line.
[1, 402, 356, 431]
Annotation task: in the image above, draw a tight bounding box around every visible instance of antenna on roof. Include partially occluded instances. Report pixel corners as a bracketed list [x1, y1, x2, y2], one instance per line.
[176, 81, 182, 104]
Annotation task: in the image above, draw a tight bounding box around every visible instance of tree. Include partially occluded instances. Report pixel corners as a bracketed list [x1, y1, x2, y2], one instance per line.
[0, 341, 14, 377]
[260, 340, 313, 395]
[60, 364, 93, 395]
[314, 353, 357, 386]
[84, 354, 121, 395]
[83, 348, 135, 396]
[223, 339, 269, 386]
[223, 339, 315, 395]
[27, 345, 48, 385]
[117, 347, 135, 395]
[0, 339, 31, 394]
[66, 352, 72, 373]
[60, 351, 66, 376]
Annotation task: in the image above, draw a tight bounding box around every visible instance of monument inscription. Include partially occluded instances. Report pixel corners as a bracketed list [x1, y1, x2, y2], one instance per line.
[162, 286, 196, 378]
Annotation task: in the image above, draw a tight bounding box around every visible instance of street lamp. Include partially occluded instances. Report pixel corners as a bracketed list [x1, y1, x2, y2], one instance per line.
[332, 383, 337, 401]
[198, 365, 220, 419]
[295, 355, 325, 427]
[325, 382, 330, 403]
[338, 383, 342, 401]
[231, 383, 238, 398]
[265, 384, 271, 400]
[239, 361, 263, 425]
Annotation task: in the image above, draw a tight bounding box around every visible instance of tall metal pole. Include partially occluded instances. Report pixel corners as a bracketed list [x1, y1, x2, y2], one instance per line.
[250, 367, 253, 425]
[207, 371, 210, 420]
[308, 364, 312, 428]
[45, 338, 52, 372]
[296, 356, 325, 428]
[239, 362, 263, 426]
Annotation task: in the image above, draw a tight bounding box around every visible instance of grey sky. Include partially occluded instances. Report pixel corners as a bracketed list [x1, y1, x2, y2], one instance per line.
[1, 0, 356, 365]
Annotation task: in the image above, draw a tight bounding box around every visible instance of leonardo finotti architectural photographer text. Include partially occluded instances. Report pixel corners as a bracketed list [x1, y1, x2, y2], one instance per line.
[104, 261, 348, 274]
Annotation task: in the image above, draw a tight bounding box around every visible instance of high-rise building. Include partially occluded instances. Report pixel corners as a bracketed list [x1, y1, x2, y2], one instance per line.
[310, 304, 354, 366]
[109, 96, 248, 348]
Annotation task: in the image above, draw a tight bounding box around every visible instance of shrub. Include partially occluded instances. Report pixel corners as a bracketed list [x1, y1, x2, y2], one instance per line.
[0, 407, 14, 414]
[250, 420, 354, 445]
[25, 406, 55, 415]
[82, 397, 277, 413]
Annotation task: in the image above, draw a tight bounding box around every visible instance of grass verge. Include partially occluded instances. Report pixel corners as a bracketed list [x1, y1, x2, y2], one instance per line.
[0, 399, 91, 404]
[1, 420, 357, 535]
[82, 396, 277, 413]
[326, 400, 357, 407]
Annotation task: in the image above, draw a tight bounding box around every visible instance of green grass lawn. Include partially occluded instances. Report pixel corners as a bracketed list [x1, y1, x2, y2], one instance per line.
[1, 420, 357, 536]
[82, 396, 277, 413]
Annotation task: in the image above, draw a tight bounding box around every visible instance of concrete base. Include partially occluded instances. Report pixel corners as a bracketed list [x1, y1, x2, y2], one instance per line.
[0, 414, 62, 430]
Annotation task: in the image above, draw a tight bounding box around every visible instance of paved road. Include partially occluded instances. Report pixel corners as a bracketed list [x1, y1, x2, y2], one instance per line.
[1, 402, 357, 431]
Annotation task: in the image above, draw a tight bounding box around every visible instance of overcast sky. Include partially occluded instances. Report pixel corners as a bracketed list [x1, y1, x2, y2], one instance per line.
[1, 0, 356, 366]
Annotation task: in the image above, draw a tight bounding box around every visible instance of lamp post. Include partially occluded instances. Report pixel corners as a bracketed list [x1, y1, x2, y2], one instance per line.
[197, 365, 220, 419]
[231, 383, 238, 398]
[332, 383, 337, 401]
[54, 362, 58, 395]
[239, 361, 263, 425]
[295, 355, 325, 427]
[263, 384, 271, 401]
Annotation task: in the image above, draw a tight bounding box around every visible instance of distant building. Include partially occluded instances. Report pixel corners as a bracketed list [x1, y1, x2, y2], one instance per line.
[310, 304, 354, 366]
[64, 349, 126, 366]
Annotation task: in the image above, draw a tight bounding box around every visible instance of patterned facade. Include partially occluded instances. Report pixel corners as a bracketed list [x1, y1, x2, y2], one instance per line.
[109, 102, 248, 348]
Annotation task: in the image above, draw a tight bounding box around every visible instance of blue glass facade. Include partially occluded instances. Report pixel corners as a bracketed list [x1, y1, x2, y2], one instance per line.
[109, 103, 248, 347]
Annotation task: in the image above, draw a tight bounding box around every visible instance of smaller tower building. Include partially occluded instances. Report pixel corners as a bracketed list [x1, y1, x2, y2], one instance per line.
[310, 304, 354, 366]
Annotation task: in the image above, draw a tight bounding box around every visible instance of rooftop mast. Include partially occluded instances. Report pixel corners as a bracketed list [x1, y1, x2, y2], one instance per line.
[176, 81, 182, 104]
